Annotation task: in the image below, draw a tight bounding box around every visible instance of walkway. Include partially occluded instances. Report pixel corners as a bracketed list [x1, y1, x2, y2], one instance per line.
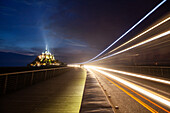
[80, 70, 114, 113]
[0, 67, 86, 113]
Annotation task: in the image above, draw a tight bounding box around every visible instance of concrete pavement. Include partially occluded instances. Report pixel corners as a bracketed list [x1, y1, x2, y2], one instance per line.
[80, 71, 114, 113]
[0, 67, 115, 113]
[0, 67, 86, 113]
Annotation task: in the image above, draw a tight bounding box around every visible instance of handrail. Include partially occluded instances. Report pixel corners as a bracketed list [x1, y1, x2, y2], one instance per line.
[114, 66, 170, 69]
[0, 66, 70, 95]
[97, 65, 170, 69]
[0, 67, 69, 76]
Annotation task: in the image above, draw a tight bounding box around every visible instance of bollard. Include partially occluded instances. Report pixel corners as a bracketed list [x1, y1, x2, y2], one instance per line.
[115, 106, 119, 109]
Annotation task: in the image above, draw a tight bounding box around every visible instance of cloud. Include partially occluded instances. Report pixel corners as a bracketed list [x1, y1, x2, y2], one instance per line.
[0, 12, 13, 16]
[0, 5, 17, 16]
[13, 0, 44, 6]
[0, 48, 36, 56]
[22, 0, 33, 5]
[65, 39, 87, 47]
[0, 5, 17, 12]
[0, 39, 4, 45]
[13, 0, 33, 5]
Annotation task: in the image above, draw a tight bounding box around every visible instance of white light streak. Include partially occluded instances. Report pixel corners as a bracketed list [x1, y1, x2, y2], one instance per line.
[87, 66, 170, 106]
[68, 64, 80, 67]
[108, 17, 170, 54]
[85, 66, 170, 85]
[91, 31, 170, 62]
[80, 0, 167, 64]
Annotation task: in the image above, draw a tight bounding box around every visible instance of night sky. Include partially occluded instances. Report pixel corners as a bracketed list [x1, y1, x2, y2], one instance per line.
[0, 0, 169, 66]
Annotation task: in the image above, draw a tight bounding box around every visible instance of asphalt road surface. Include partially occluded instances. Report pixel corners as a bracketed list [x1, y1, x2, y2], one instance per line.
[86, 66, 170, 113]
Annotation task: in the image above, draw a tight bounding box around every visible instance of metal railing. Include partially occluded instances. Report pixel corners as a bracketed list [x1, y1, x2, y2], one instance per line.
[108, 66, 170, 78]
[0, 67, 70, 95]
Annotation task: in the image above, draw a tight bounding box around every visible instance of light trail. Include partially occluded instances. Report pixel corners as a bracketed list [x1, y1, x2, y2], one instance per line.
[90, 30, 170, 63]
[115, 74, 170, 96]
[86, 68, 158, 113]
[85, 66, 170, 85]
[102, 73, 170, 113]
[79, 0, 167, 64]
[86, 66, 170, 107]
[107, 17, 170, 54]
[68, 64, 80, 67]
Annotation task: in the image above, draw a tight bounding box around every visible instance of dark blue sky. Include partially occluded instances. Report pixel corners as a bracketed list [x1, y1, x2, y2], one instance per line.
[0, 0, 169, 66]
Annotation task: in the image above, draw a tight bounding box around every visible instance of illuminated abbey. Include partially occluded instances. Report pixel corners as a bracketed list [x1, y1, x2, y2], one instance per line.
[28, 47, 65, 67]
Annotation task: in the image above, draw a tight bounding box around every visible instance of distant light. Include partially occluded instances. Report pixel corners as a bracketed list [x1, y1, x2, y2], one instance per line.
[68, 64, 80, 67]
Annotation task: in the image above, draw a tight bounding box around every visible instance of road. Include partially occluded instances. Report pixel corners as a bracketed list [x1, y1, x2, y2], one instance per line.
[85, 66, 170, 113]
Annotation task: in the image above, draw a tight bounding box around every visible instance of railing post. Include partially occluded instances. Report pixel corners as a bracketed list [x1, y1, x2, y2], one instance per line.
[161, 68, 164, 77]
[15, 75, 18, 90]
[44, 70, 47, 80]
[23, 74, 26, 86]
[3, 75, 8, 95]
[148, 68, 150, 74]
[53, 69, 55, 77]
[139, 67, 141, 73]
[30, 72, 34, 85]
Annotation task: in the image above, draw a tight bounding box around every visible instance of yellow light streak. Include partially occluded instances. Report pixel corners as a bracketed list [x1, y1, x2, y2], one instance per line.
[108, 17, 170, 54]
[86, 68, 158, 113]
[93, 31, 170, 62]
[101, 73, 169, 113]
[85, 66, 170, 85]
[85, 66, 170, 107]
